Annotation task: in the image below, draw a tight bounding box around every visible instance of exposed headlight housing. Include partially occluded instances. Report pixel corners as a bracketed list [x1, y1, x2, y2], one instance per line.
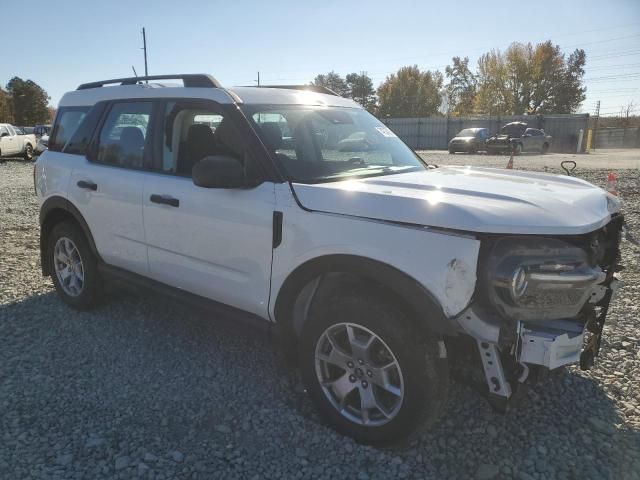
[484, 237, 605, 322]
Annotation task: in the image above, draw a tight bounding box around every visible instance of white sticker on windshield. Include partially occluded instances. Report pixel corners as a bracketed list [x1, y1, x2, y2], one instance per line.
[374, 126, 397, 138]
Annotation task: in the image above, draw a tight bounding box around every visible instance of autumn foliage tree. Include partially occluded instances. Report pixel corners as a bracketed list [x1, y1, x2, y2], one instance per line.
[471, 41, 586, 115]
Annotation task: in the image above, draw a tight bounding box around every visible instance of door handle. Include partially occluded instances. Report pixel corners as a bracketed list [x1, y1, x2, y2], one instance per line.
[77, 180, 97, 191]
[150, 194, 179, 207]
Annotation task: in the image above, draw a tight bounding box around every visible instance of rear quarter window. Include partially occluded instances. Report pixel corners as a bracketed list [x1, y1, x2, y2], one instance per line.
[49, 107, 90, 152]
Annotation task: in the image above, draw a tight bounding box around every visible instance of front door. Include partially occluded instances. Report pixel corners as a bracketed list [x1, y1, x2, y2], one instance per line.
[142, 101, 275, 318]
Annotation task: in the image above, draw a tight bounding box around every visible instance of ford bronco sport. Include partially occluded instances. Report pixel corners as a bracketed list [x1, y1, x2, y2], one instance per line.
[35, 74, 624, 444]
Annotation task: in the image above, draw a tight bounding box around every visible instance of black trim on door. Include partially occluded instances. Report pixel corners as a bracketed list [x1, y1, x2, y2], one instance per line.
[98, 262, 271, 333]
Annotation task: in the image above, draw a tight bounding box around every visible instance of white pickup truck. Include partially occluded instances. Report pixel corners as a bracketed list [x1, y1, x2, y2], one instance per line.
[0, 123, 36, 160]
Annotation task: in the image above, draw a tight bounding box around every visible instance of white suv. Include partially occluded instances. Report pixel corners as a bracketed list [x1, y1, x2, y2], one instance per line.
[35, 74, 624, 444]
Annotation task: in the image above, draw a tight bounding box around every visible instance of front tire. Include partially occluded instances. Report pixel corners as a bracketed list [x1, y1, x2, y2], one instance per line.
[513, 143, 522, 155]
[48, 221, 103, 310]
[541, 143, 549, 154]
[23, 144, 33, 160]
[299, 291, 449, 445]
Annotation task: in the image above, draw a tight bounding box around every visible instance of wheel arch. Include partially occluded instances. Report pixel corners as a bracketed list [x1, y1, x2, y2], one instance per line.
[273, 254, 456, 362]
[39, 196, 100, 275]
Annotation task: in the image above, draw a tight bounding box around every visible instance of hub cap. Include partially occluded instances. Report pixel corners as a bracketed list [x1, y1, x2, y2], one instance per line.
[53, 237, 84, 297]
[314, 323, 404, 426]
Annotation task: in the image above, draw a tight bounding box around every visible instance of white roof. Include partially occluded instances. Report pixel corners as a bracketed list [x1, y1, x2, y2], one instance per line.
[58, 83, 361, 109]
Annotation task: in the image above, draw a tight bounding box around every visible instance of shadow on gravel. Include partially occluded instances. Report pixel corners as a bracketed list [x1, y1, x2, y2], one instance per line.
[1, 290, 638, 479]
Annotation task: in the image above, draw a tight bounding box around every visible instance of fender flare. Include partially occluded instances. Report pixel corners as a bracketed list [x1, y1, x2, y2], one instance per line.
[39, 196, 100, 275]
[273, 254, 456, 356]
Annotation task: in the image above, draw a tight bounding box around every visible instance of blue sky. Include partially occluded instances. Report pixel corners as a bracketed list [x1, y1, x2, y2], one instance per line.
[3, 0, 639, 116]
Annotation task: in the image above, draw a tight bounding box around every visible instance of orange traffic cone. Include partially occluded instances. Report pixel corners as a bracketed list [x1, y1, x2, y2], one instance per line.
[607, 172, 618, 196]
[506, 154, 514, 169]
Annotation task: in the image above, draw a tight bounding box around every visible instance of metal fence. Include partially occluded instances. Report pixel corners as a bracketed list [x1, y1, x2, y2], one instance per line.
[594, 127, 640, 149]
[381, 114, 590, 152]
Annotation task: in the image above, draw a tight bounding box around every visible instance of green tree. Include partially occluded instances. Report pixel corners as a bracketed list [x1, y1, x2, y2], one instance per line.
[445, 56, 477, 115]
[311, 71, 350, 97]
[0, 88, 14, 123]
[6, 77, 50, 125]
[345, 72, 377, 112]
[377, 66, 443, 117]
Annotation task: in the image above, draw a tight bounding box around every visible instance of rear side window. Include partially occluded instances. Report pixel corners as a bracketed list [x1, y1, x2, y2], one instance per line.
[96, 102, 151, 168]
[64, 103, 107, 156]
[49, 108, 90, 152]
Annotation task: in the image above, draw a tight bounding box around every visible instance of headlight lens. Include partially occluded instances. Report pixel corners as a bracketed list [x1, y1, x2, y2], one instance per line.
[485, 237, 604, 321]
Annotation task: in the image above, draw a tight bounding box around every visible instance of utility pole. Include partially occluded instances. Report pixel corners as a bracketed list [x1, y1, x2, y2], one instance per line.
[257, 71, 260, 86]
[142, 28, 148, 81]
[361, 71, 366, 107]
[593, 100, 600, 150]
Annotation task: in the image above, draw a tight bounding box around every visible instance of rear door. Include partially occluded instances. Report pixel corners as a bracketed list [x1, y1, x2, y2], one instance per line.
[67, 101, 153, 276]
[142, 100, 275, 318]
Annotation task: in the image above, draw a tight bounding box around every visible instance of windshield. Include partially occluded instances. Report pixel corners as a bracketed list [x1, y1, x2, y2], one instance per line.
[501, 123, 527, 136]
[243, 105, 426, 183]
[457, 129, 477, 137]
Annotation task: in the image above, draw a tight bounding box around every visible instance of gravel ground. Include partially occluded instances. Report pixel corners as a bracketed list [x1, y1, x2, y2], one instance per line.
[1, 154, 639, 480]
[420, 148, 639, 170]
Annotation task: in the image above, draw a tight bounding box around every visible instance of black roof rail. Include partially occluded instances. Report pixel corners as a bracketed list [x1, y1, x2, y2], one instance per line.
[77, 74, 222, 90]
[240, 85, 340, 96]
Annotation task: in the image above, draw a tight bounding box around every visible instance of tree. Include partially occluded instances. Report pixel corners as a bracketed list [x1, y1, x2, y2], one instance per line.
[475, 49, 514, 115]
[6, 77, 50, 125]
[377, 66, 443, 117]
[311, 71, 350, 97]
[47, 106, 57, 123]
[474, 41, 586, 115]
[0, 88, 14, 123]
[345, 72, 376, 112]
[445, 57, 477, 115]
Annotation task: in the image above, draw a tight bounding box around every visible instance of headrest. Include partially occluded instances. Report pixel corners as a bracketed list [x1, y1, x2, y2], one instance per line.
[187, 124, 214, 144]
[120, 126, 144, 146]
[259, 122, 283, 151]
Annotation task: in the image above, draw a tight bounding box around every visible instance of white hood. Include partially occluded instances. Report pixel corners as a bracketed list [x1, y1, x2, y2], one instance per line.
[291, 166, 614, 235]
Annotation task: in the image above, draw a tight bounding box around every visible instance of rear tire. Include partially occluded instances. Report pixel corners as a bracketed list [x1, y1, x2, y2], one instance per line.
[23, 144, 33, 160]
[448, 148, 455, 154]
[541, 143, 549, 154]
[299, 290, 449, 445]
[48, 221, 103, 310]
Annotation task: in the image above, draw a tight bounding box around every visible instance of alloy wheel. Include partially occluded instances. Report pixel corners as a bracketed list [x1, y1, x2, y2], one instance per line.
[314, 322, 404, 426]
[53, 237, 84, 297]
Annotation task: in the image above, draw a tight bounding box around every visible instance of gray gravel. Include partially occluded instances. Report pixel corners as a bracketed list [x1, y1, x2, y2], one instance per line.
[1, 153, 639, 479]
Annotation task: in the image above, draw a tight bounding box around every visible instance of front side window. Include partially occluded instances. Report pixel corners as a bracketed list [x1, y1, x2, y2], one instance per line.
[49, 108, 90, 152]
[160, 102, 249, 177]
[97, 102, 151, 168]
[0, 126, 9, 136]
[245, 105, 425, 183]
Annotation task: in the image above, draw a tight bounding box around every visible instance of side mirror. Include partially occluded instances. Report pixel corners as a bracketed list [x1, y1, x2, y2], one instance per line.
[192, 155, 246, 189]
[1, 132, 9, 138]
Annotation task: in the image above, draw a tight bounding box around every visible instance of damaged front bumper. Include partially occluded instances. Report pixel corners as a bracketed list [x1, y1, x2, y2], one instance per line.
[455, 275, 622, 403]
